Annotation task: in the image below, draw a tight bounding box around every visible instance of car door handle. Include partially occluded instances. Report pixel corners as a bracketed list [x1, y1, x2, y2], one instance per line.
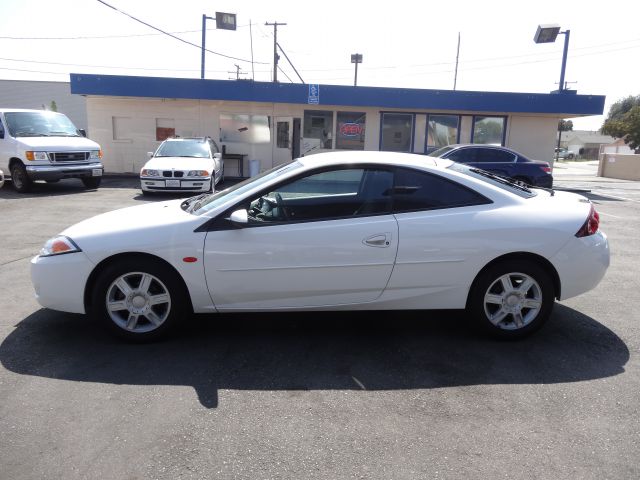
[363, 234, 390, 248]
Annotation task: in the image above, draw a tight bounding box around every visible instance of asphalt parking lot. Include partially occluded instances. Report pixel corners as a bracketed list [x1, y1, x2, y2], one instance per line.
[1, 165, 639, 479]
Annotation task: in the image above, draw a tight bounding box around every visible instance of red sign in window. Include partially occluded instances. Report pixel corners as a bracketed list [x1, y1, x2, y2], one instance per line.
[340, 123, 364, 137]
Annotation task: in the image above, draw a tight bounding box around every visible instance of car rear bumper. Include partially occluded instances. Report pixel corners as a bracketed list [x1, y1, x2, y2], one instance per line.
[534, 175, 553, 188]
[26, 162, 104, 181]
[551, 230, 609, 300]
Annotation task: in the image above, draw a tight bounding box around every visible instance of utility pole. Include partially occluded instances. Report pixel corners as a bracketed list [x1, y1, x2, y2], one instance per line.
[228, 64, 245, 80]
[453, 32, 460, 90]
[265, 21, 286, 82]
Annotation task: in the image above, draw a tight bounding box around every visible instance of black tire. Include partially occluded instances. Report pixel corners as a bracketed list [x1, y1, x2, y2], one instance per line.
[82, 177, 101, 189]
[90, 258, 190, 342]
[10, 163, 32, 193]
[467, 260, 555, 339]
[567, 153, 575, 160]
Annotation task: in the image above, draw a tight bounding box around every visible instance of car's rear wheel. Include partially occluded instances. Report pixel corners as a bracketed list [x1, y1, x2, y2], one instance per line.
[467, 260, 555, 339]
[82, 177, 101, 189]
[11, 163, 32, 193]
[90, 258, 189, 341]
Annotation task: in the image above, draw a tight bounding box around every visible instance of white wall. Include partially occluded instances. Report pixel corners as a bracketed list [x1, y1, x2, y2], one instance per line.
[507, 115, 559, 163]
[87, 96, 564, 174]
[0, 80, 88, 130]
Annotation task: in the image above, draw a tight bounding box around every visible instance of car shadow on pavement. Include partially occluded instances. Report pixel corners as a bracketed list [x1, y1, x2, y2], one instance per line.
[0, 305, 628, 409]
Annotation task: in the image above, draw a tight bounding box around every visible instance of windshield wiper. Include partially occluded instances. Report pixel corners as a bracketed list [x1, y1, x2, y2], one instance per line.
[469, 168, 533, 194]
[14, 131, 49, 137]
[49, 131, 79, 137]
[181, 193, 209, 212]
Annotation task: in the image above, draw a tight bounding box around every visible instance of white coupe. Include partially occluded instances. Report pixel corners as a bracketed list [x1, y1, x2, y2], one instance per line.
[31, 151, 609, 341]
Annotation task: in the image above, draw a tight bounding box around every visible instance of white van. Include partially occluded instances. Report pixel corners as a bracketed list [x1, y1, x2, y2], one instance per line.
[0, 109, 104, 193]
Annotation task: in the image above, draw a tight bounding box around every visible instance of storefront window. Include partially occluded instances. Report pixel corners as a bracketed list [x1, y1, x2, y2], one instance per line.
[220, 114, 271, 144]
[472, 116, 506, 145]
[156, 118, 175, 141]
[336, 112, 366, 150]
[303, 110, 333, 151]
[426, 114, 459, 152]
[381, 113, 413, 152]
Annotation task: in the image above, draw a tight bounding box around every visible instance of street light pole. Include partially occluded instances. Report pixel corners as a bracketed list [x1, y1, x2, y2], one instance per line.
[351, 53, 363, 87]
[201, 14, 214, 79]
[558, 29, 570, 92]
[201, 12, 237, 80]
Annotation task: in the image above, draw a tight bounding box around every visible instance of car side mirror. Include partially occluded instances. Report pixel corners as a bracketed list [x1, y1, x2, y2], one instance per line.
[227, 209, 248, 226]
[147, 152, 154, 158]
[213, 152, 222, 160]
[78, 129, 87, 137]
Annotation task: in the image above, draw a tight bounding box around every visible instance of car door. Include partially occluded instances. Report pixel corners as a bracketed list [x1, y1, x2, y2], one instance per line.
[203, 167, 399, 310]
[387, 167, 494, 309]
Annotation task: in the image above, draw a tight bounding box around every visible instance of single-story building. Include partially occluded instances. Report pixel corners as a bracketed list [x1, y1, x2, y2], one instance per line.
[70, 74, 605, 176]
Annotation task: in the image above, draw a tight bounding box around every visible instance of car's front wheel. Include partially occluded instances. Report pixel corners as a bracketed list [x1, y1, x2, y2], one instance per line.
[11, 163, 32, 193]
[82, 177, 101, 189]
[467, 260, 555, 339]
[90, 258, 189, 341]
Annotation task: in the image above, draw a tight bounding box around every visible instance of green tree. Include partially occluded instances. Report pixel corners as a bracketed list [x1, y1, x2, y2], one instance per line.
[602, 95, 640, 153]
[558, 119, 573, 131]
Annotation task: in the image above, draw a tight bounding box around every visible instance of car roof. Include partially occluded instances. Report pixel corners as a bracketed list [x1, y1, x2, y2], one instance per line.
[297, 150, 451, 170]
[0, 108, 64, 114]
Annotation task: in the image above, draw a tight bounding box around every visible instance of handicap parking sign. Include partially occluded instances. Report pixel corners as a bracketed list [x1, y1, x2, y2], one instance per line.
[308, 84, 320, 104]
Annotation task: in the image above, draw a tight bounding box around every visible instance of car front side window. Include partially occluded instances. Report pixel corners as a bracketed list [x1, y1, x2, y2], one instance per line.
[245, 167, 393, 224]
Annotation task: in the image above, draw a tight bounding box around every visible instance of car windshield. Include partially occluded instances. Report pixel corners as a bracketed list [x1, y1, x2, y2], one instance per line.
[184, 160, 304, 215]
[4, 111, 80, 137]
[447, 162, 537, 198]
[155, 140, 211, 158]
[427, 146, 455, 157]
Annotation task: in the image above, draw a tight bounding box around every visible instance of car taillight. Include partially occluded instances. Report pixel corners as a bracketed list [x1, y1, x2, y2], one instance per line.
[575, 205, 600, 237]
[540, 163, 552, 173]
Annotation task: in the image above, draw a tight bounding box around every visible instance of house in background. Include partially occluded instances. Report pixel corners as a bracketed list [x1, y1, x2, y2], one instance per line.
[559, 130, 616, 159]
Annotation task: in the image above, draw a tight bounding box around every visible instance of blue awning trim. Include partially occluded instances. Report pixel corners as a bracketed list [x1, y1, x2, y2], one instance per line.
[70, 73, 605, 115]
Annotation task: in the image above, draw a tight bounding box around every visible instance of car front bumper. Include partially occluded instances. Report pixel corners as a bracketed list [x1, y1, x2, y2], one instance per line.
[26, 162, 104, 181]
[140, 177, 212, 192]
[31, 251, 96, 314]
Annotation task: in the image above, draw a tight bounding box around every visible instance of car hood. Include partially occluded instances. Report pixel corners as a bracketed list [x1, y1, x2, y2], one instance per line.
[61, 199, 202, 243]
[15, 136, 100, 151]
[142, 156, 214, 172]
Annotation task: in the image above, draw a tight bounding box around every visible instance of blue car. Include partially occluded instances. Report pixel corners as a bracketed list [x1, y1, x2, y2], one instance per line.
[428, 144, 553, 188]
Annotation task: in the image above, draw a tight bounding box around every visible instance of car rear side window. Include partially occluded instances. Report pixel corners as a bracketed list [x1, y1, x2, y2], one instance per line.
[447, 148, 477, 163]
[476, 148, 516, 163]
[392, 168, 491, 213]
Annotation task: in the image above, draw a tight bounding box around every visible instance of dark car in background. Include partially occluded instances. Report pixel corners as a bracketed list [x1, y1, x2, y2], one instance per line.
[428, 144, 553, 188]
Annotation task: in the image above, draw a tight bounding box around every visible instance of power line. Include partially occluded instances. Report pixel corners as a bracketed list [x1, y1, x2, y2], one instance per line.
[0, 24, 254, 41]
[94, 0, 267, 64]
[276, 42, 304, 83]
[0, 56, 269, 73]
[277, 66, 294, 83]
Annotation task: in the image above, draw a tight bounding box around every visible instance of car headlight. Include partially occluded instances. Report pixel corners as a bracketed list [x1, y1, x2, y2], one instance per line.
[25, 151, 48, 161]
[39, 236, 81, 257]
[141, 169, 160, 177]
[187, 170, 210, 177]
[89, 150, 103, 160]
